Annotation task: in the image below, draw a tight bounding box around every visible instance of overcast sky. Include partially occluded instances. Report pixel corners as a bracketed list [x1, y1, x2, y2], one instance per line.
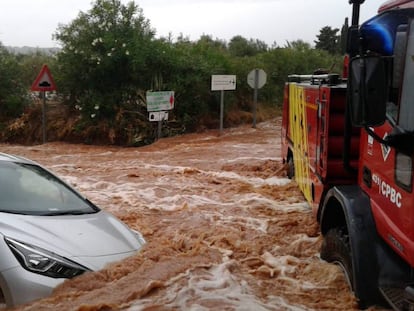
[0, 0, 384, 48]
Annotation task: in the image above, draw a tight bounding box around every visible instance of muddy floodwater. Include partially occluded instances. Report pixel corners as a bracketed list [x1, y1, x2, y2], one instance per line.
[1, 118, 368, 310]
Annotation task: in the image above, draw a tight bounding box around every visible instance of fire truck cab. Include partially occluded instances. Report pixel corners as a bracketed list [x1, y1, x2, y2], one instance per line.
[282, 1, 414, 309]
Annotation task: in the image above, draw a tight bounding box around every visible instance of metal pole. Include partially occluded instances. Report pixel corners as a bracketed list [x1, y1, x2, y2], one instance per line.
[42, 91, 47, 144]
[220, 90, 224, 135]
[253, 69, 259, 128]
[349, 0, 365, 26]
[157, 119, 162, 140]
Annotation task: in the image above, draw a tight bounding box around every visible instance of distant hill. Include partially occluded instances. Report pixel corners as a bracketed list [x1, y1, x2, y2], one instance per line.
[6, 46, 60, 55]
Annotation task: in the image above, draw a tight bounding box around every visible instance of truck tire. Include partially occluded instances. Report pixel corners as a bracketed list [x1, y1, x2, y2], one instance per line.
[320, 187, 385, 309]
[321, 227, 353, 288]
[287, 157, 295, 179]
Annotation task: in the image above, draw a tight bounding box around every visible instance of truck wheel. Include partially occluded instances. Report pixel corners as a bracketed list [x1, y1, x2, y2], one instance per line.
[287, 157, 295, 179]
[320, 227, 353, 288]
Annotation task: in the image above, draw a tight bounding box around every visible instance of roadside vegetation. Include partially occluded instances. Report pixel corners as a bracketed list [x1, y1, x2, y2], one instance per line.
[0, 0, 345, 146]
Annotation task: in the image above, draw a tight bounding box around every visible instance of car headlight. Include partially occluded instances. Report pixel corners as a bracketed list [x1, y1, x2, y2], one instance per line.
[132, 229, 146, 245]
[5, 237, 90, 279]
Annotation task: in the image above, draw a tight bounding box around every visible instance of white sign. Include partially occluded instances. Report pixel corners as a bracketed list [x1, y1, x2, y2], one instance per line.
[149, 111, 169, 122]
[146, 91, 175, 112]
[211, 75, 236, 91]
[247, 69, 267, 89]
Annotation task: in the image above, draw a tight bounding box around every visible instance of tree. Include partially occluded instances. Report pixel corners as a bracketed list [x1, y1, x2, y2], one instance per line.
[53, 0, 155, 121]
[166, 35, 233, 131]
[284, 39, 312, 51]
[314, 26, 340, 54]
[261, 41, 342, 106]
[17, 50, 57, 87]
[197, 35, 227, 51]
[228, 35, 268, 57]
[339, 17, 349, 54]
[0, 43, 29, 119]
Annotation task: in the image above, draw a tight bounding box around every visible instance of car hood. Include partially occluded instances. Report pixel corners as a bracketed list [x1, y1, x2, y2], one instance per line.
[0, 210, 145, 270]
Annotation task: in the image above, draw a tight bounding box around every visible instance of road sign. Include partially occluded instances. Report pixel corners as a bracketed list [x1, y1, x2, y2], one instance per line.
[211, 75, 237, 91]
[149, 111, 169, 122]
[31, 65, 56, 92]
[146, 91, 175, 112]
[248, 69, 267, 128]
[247, 69, 267, 89]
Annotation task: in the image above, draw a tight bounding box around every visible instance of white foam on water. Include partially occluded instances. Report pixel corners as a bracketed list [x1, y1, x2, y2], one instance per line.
[53, 159, 296, 214]
[128, 260, 311, 311]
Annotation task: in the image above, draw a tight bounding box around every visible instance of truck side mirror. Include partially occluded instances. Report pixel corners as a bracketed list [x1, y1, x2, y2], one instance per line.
[348, 56, 387, 127]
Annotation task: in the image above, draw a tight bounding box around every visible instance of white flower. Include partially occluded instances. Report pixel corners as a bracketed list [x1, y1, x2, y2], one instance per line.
[94, 105, 99, 110]
[125, 50, 130, 55]
[91, 113, 96, 118]
[122, 43, 126, 48]
[107, 52, 112, 57]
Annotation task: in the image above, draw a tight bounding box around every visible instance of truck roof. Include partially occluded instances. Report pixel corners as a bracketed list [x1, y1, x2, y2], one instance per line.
[379, 0, 414, 13]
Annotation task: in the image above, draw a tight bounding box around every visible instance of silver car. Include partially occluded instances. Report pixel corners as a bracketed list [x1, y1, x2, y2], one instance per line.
[0, 152, 145, 307]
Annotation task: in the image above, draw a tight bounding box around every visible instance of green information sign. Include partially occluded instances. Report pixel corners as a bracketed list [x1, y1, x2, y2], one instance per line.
[146, 91, 175, 112]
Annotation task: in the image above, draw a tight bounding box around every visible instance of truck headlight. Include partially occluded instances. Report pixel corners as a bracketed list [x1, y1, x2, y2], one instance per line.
[5, 237, 89, 279]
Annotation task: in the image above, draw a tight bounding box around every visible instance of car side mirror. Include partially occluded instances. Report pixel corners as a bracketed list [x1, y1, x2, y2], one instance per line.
[348, 55, 387, 127]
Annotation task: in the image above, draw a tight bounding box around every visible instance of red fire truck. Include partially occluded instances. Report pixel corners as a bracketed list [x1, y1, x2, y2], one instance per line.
[282, 0, 414, 309]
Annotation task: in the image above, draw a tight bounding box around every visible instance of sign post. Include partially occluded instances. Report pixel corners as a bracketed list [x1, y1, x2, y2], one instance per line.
[211, 75, 236, 135]
[146, 91, 174, 140]
[247, 69, 267, 128]
[30, 65, 57, 144]
[220, 90, 224, 133]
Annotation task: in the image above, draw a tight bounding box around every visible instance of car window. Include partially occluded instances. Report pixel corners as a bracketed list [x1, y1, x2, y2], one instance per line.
[0, 161, 98, 215]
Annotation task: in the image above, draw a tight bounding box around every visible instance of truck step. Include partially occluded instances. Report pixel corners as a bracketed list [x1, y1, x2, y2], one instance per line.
[380, 286, 414, 311]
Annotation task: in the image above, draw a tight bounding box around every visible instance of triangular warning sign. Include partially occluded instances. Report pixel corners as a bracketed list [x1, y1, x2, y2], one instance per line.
[31, 64, 56, 92]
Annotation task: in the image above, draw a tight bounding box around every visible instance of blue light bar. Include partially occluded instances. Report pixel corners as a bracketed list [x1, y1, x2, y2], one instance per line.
[360, 10, 414, 56]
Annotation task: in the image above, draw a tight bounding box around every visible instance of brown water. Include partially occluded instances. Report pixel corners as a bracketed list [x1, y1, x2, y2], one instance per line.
[2, 119, 364, 310]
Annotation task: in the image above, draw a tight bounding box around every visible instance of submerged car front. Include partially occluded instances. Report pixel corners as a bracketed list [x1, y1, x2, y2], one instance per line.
[0, 153, 145, 307]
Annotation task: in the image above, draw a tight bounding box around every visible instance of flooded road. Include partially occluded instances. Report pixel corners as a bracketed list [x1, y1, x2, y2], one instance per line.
[1, 118, 361, 310]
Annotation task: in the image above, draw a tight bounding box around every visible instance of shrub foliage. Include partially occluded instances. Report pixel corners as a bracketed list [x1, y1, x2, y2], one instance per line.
[0, 0, 343, 144]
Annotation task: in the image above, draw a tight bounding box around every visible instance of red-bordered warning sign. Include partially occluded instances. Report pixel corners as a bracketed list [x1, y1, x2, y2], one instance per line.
[31, 64, 56, 92]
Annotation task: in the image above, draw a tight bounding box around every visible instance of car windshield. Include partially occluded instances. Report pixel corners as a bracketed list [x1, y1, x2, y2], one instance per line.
[0, 161, 98, 216]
